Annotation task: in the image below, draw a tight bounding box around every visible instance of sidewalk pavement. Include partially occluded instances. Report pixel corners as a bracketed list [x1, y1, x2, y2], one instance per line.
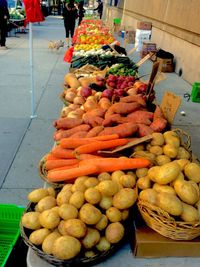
[0, 15, 200, 267]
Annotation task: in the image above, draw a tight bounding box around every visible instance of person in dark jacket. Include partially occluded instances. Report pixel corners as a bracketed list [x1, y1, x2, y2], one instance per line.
[94, 0, 103, 19]
[62, 0, 78, 47]
[0, 0, 10, 49]
[78, 0, 85, 25]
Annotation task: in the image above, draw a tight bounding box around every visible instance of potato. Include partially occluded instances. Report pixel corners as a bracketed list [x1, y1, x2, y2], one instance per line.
[39, 210, 60, 229]
[113, 188, 137, 209]
[156, 192, 183, 216]
[42, 232, 61, 255]
[119, 174, 136, 188]
[136, 168, 148, 178]
[52, 236, 81, 260]
[64, 219, 87, 238]
[177, 147, 191, 160]
[149, 146, 163, 156]
[56, 190, 72, 206]
[155, 161, 180, 184]
[98, 180, 118, 196]
[82, 228, 100, 249]
[106, 207, 122, 222]
[21, 212, 41, 230]
[163, 131, 180, 148]
[133, 144, 145, 152]
[139, 189, 158, 205]
[184, 163, 200, 183]
[99, 196, 113, 210]
[146, 144, 152, 151]
[133, 151, 156, 162]
[28, 188, 49, 203]
[175, 159, 190, 171]
[34, 204, 39, 212]
[96, 237, 111, 252]
[84, 177, 99, 188]
[37, 196, 57, 212]
[61, 184, 73, 192]
[195, 200, 200, 217]
[156, 155, 171, 166]
[29, 228, 50, 245]
[98, 172, 111, 181]
[84, 188, 101, 204]
[153, 183, 176, 195]
[57, 220, 69, 236]
[69, 191, 85, 209]
[51, 206, 60, 214]
[163, 144, 178, 158]
[171, 172, 185, 187]
[148, 166, 160, 182]
[105, 222, 124, 244]
[174, 179, 200, 205]
[47, 187, 56, 198]
[126, 171, 136, 178]
[137, 176, 151, 190]
[79, 204, 102, 225]
[111, 170, 125, 184]
[74, 176, 88, 192]
[121, 209, 129, 221]
[151, 133, 165, 146]
[180, 202, 199, 222]
[85, 251, 96, 258]
[95, 215, 108, 230]
[59, 204, 78, 220]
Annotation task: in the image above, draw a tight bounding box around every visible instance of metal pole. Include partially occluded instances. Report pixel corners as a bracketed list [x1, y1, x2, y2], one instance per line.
[29, 22, 37, 119]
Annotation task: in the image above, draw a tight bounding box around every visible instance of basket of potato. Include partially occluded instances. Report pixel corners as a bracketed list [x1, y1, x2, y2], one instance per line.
[134, 129, 200, 240]
[20, 171, 138, 266]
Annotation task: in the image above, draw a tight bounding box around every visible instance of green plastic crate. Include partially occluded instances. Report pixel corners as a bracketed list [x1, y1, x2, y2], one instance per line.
[191, 82, 200, 103]
[113, 18, 121, 24]
[0, 204, 25, 267]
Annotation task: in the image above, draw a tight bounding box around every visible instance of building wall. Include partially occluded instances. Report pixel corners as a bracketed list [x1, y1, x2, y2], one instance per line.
[104, 0, 200, 84]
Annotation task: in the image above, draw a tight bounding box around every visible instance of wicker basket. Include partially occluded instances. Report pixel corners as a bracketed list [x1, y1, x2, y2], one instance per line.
[137, 200, 200, 240]
[137, 128, 200, 240]
[20, 202, 132, 267]
[38, 155, 65, 188]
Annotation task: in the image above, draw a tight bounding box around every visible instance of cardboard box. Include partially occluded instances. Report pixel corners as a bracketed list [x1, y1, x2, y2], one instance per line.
[156, 57, 174, 72]
[132, 224, 200, 258]
[137, 21, 152, 30]
[140, 42, 157, 58]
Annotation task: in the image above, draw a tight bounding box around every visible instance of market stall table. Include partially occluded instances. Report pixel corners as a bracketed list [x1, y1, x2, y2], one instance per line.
[8, 19, 27, 36]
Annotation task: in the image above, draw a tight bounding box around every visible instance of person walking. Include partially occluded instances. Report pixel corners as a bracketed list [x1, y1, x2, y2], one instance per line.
[78, 0, 85, 25]
[94, 0, 103, 19]
[0, 0, 10, 49]
[62, 0, 78, 47]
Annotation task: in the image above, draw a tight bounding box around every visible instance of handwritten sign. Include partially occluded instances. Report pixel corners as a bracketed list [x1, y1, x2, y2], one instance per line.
[160, 91, 182, 124]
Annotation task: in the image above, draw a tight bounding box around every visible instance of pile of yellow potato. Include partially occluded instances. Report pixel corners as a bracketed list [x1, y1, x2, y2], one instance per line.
[21, 171, 138, 261]
[134, 130, 200, 222]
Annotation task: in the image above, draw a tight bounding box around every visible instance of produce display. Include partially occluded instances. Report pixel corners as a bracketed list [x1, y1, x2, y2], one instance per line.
[20, 17, 200, 265]
[9, 8, 26, 20]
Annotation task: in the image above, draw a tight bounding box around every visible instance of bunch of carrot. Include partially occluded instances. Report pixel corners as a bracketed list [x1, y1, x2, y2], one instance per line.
[42, 134, 151, 183]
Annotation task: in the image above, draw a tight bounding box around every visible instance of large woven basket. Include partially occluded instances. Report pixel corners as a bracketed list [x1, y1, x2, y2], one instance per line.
[137, 200, 200, 240]
[20, 202, 132, 267]
[137, 128, 200, 240]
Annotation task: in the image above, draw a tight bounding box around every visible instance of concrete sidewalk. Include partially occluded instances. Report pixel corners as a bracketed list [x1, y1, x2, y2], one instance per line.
[0, 15, 200, 267]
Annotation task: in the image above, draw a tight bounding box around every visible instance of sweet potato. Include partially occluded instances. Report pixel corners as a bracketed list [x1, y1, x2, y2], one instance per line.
[86, 126, 104, 137]
[84, 108, 105, 118]
[99, 123, 138, 138]
[82, 114, 104, 128]
[120, 95, 146, 106]
[70, 131, 88, 138]
[137, 124, 154, 137]
[153, 105, 165, 120]
[150, 118, 168, 132]
[127, 111, 153, 125]
[102, 114, 127, 126]
[54, 124, 91, 141]
[105, 102, 141, 118]
[53, 118, 83, 130]
[98, 98, 111, 110]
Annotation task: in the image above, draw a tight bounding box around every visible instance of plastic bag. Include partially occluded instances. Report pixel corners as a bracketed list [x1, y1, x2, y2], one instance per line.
[63, 46, 74, 63]
[23, 0, 44, 23]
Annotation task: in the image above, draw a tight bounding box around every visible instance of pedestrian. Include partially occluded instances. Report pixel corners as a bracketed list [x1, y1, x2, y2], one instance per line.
[94, 0, 103, 19]
[62, 0, 78, 47]
[78, 0, 85, 26]
[0, 0, 10, 49]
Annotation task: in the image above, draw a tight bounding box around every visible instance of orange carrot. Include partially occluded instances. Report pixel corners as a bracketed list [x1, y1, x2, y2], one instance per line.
[92, 134, 119, 141]
[77, 154, 103, 160]
[45, 153, 60, 160]
[47, 164, 79, 172]
[47, 164, 99, 182]
[59, 138, 93, 149]
[45, 159, 79, 170]
[79, 158, 151, 173]
[74, 139, 129, 155]
[51, 146, 75, 159]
